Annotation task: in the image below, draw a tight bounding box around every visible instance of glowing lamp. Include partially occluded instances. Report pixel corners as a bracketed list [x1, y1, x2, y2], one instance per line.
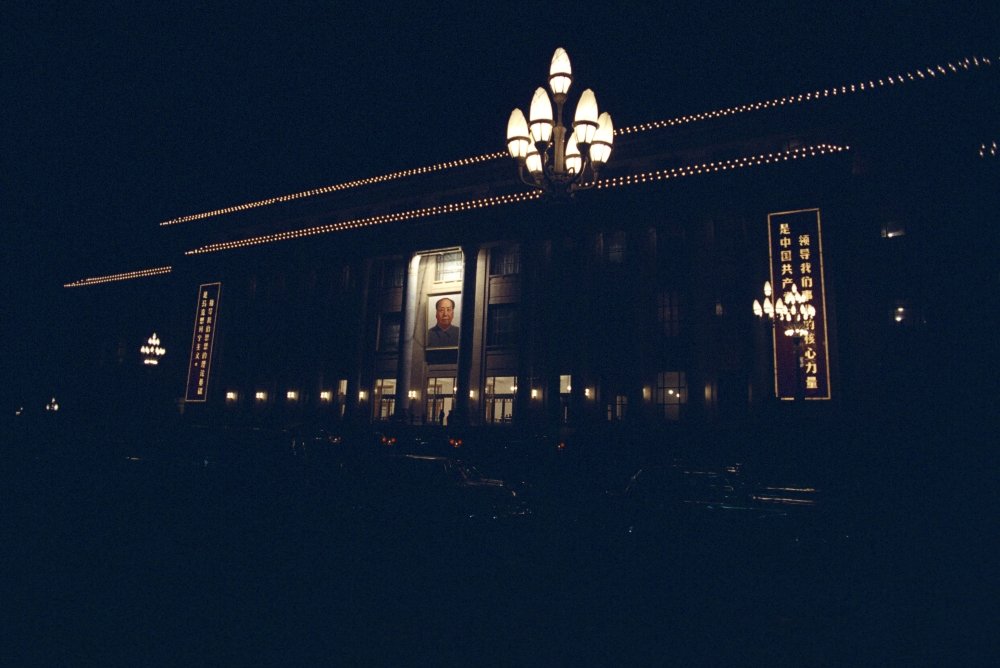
[589, 112, 614, 165]
[548, 47, 572, 96]
[506, 109, 531, 160]
[572, 89, 599, 145]
[529, 87, 554, 144]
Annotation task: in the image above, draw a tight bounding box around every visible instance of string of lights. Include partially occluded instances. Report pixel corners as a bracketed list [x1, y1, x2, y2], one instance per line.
[979, 141, 997, 158]
[617, 56, 994, 135]
[159, 55, 991, 228]
[596, 144, 851, 189]
[159, 152, 507, 227]
[63, 266, 173, 288]
[185, 143, 850, 255]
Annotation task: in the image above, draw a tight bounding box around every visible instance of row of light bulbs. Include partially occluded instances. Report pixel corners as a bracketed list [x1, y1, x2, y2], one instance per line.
[160, 55, 992, 227]
[185, 191, 544, 255]
[617, 56, 993, 135]
[186, 144, 848, 255]
[160, 152, 507, 227]
[596, 144, 850, 190]
[63, 266, 172, 288]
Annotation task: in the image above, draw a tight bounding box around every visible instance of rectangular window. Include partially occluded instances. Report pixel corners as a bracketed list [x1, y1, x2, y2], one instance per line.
[435, 251, 463, 282]
[559, 374, 572, 424]
[607, 395, 627, 421]
[485, 376, 517, 424]
[374, 378, 396, 421]
[656, 371, 687, 421]
[378, 312, 401, 352]
[487, 304, 519, 347]
[490, 245, 520, 276]
[426, 377, 456, 424]
[658, 290, 680, 337]
[605, 231, 626, 264]
[381, 260, 405, 288]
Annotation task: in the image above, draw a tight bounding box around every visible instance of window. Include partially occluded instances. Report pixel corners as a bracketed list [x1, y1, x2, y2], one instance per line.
[881, 221, 906, 239]
[426, 377, 455, 424]
[559, 374, 572, 424]
[378, 313, 401, 352]
[485, 376, 517, 424]
[658, 290, 681, 337]
[656, 371, 687, 421]
[381, 260, 405, 288]
[490, 245, 520, 276]
[607, 395, 627, 421]
[374, 378, 396, 421]
[435, 252, 463, 282]
[605, 231, 626, 264]
[487, 304, 519, 347]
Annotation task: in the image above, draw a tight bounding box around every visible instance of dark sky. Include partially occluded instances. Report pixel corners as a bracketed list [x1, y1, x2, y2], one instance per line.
[2, 1, 996, 402]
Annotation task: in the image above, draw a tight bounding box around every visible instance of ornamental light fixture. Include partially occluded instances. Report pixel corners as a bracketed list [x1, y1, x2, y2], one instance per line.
[140, 332, 166, 365]
[753, 281, 817, 401]
[506, 48, 614, 197]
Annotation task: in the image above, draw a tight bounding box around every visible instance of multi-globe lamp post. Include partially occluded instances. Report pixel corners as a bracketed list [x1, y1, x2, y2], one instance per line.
[505, 48, 614, 196]
[140, 332, 166, 366]
[753, 281, 817, 401]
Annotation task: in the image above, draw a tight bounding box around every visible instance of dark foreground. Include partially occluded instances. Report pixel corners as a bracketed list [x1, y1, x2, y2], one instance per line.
[1, 422, 994, 666]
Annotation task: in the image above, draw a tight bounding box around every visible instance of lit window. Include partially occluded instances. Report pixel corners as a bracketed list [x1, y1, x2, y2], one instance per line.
[286, 390, 298, 401]
[435, 252, 463, 282]
[226, 391, 238, 402]
[320, 391, 332, 402]
[426, 377, 456, 424]
[881, 221, 906, 238]
[255, 391, 267, 401]
[374, 378, 396, 421]
[485, 376, 517, 424]
[656, 372, 687, 421]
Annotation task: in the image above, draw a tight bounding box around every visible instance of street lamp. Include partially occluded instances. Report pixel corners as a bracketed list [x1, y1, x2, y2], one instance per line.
[140, 332, 166, 366]
[753, 281, 816, 401]
[506, 48, 614, 197]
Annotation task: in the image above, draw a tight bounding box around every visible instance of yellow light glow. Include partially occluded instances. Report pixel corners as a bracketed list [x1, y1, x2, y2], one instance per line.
[255, 391, 267, 401]
[286, 391, 298, 401]
[320, 391, 332, 402]
[64, 266, 172, 288]
[226, 391, 238, 401]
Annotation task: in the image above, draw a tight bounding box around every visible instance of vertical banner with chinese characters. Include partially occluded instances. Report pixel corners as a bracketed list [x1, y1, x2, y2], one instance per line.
[767, 210, 832, 400]
[185, 282, 222, 402]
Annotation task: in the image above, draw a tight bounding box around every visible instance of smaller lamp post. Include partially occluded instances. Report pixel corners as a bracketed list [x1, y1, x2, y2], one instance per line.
[140, 332, 166, 366]
[753, 282, 816, 401]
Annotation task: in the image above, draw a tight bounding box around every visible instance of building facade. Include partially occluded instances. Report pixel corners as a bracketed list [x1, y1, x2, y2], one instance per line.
[64, 55, 998, 441]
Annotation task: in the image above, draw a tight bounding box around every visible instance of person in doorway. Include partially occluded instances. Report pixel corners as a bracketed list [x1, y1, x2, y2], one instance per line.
[427, 297, 459, 347]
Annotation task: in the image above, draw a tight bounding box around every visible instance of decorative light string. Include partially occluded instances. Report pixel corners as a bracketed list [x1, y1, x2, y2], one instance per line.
[186, 143, 849, 255]
[596, 143, 851, 189]
[160, 55, 992, 227]
[64, 266, 172, 288]
[185, 191, 544, 255]
[980, 141, 998, 158]
[617, 56, 994, 135]
[160, 152, 507, 226]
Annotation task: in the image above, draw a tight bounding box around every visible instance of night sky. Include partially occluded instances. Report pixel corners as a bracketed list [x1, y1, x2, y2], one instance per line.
[3, 1, 996, 406]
